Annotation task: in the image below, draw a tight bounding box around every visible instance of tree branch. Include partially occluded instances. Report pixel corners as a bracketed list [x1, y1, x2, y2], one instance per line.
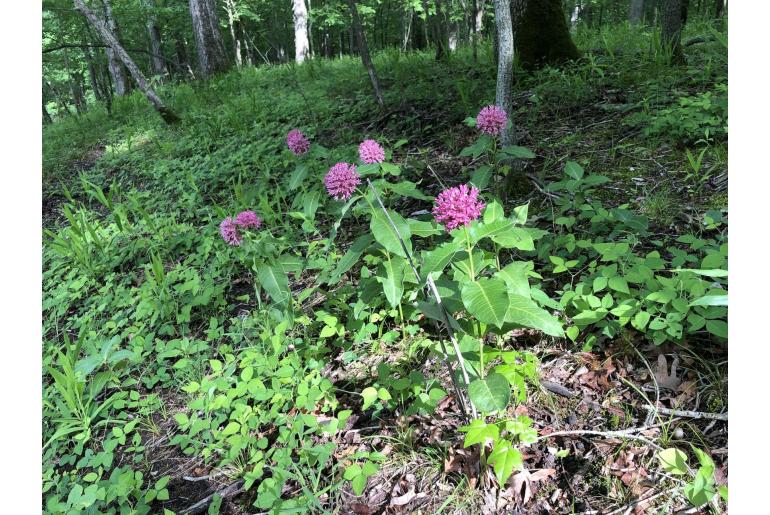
[43, 43, 179, 67]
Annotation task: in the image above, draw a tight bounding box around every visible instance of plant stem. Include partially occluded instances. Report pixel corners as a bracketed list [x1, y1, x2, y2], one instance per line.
[465, 225, 485, 379]
[465, 226, 475, 281]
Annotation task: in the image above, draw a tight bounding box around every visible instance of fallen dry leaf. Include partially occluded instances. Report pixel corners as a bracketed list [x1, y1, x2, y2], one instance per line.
[509, 468, 556, 506]
[655, 354, 682, 391]
[349, 502, 372, 514]
[444, 446, 479, 488]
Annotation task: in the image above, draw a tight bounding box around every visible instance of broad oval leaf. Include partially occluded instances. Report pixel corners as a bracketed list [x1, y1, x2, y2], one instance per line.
[458, 418, 500, 447]
[288, 164, 309, 190]
[470, 165, 493, 190]
[505, 294, 564, 337]
[492, 227, 534, 250]
[377, 257, 405, 308]
[498, 145, 536, 160]
[658, 448, 688, 475]
[386, 181, 431, 200]
[488, 438, 523, 486]
[255, 263, 290, 305]
[690, 294, 728, 307]
[408, 219, 442, 237]
[370, 208, 412, 258]
[421, 240, 463, 279]
[461, 278, 509, 328]
[484, 201, 505, 224]
[361, 387, 378, 410]
[495, 261, 531, 298]
[468, 373, 511, 412]
[330, 234, 374, 282]
[564, 161, 584, 180]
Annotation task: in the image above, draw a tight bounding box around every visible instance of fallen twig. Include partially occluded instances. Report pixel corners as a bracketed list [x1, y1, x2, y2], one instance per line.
[180, 480, 244, 515]
[535, 428, 664, 451]
[643, 405, 728, 421]
[540, 380, 575, 398]
[605, 487, 681, 515]
[183, 471, 226, 482]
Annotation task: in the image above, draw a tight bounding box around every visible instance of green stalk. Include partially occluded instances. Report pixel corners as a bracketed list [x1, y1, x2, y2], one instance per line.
[465, 226, 484, 379]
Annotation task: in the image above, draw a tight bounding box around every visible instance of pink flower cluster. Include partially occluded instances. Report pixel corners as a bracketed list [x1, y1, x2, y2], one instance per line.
[358, 139, 385, 164]
[286, 129, 310, 155]
[476, 105, 507, 136]
[433, 184, 485, 231]
[219, 210, 262, 246]
[235, 210, 262, 229]
[324, 162, 361, 200]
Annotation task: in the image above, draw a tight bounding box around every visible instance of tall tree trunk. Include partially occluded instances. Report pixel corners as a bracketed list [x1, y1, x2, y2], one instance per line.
[470, 0, 479, 63]
[63, 48, 86, 115]
[189, 0, 230, 77]
[43, 103, 54, 124]
[660, 0, 684, 62]
[71, 73, 87, 115]
[403, 8, 413, 51]
[83, 47, 103, 101]
[570, 2, 581, 29]
[74, 0, 180, 124]
[292, 0, 310, 62]
[448, 20, 459, 51]
[494, 0, 515, 146]
[515, 0, 579, 69]
[101, 0, 131, 95]
[629, 0, 645, 24]
[224, 0, 243, 67]
[308, 0, 315, 57]
[173, 29, 195, 78]
[681, 0, 690, 25]
[142, 0, 168, 79]
[714, 0, 724, 18]
[346, 0, 384, 106]
[84, 25, 113, 105]
[42, 79, 56, 122]
[431, 0, 449, 60]
[50, 80, 73, 117]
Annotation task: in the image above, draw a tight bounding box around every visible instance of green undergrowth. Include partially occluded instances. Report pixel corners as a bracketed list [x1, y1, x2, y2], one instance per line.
[43, 22, 727, 514]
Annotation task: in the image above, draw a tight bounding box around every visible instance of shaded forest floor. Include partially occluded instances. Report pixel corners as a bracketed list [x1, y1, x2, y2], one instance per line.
[43, 21, 727, 514]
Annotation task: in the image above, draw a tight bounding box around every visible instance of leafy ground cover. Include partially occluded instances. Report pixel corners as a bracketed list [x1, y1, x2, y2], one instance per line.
[43, 21, 727, 514]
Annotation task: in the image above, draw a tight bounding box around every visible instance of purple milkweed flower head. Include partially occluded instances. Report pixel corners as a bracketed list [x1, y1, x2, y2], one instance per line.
[219, 216, 243, 246]
[358, 139, 385, 164]
[432, 184, 486, 231]
[286, 129, 310, 155]
[324, 162, 361, 200]
[234, 210, 262, 229]
[476, 105, 508, 136]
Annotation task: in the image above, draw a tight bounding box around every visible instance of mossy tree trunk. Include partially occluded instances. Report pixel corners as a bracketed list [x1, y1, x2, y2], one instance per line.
[514, 0, 580, 70]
